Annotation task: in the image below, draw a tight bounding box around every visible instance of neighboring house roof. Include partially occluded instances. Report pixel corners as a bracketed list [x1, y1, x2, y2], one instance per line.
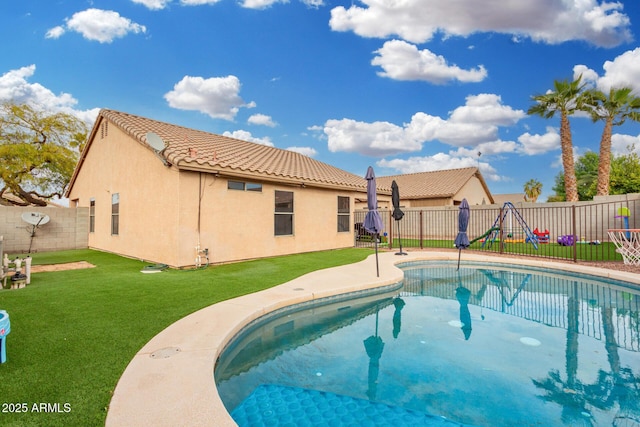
[377, 167, 494, 203]
[492, 193, 526, 205]
[67, 109, 368, 195]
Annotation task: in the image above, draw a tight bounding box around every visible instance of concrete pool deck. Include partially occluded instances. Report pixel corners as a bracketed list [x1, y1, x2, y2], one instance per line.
[105, 251, 640, 427]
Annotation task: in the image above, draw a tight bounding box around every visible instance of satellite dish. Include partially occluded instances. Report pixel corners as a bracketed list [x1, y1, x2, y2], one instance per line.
[145, 132, 170, 166]
[21, 212, 50, 226]
[146, 132, 166, 152]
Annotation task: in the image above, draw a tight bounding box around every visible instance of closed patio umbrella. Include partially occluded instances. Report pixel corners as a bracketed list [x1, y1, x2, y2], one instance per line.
[364, 166, 384, 277]
[455, 285, 473, 340]
[392, 297, 405, 339]
[364, 306, 384, 400]
[454, 198, 470, 270]
[391, 180, 407, 256]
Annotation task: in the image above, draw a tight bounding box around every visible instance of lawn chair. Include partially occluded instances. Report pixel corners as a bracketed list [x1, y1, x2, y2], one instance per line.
[355, 222, 375, 241]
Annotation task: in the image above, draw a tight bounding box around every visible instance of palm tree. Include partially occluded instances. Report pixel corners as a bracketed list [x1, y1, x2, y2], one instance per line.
[523, 179, 542, 202]
[528, 77, 589, 202]
[587, 87, 640, 196]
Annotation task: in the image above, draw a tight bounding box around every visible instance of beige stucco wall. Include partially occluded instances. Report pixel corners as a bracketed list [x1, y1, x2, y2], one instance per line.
[454, 177, 491, 205]
[175, 172, 359, 266]
[68, 119, 181, 266]
[404, 197, 452, 207]
[0, 206, 89, 253]
[68, 120, 361, 267]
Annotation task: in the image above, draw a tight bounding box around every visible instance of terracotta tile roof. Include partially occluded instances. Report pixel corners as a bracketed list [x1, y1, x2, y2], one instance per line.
[71, 109, 368, 192]
[377, 167, 492, 200]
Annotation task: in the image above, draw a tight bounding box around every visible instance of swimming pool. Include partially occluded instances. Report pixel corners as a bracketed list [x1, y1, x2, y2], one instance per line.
[214, 261, 640, 426]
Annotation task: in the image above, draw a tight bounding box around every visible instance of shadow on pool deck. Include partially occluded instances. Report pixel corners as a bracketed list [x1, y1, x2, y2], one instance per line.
[105, 250, 640, 427]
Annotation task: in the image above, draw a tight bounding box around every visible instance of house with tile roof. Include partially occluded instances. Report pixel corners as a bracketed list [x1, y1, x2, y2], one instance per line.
[491, 193, 526, 205]
[66, 109, 373, 267]
[376, 168, 494, 207]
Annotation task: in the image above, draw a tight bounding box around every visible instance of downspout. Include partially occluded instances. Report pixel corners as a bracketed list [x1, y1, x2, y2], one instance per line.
[196, 172, 203, 264]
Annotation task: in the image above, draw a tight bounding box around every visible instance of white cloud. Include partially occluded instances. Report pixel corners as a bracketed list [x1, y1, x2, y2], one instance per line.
[46, 9, 146, 43]
[324, 93, 525, 156]
[550, 145, 581, 169]
[248, 113, 276, 127]
[372, 40, 487, 84]
[240, 0, 288, 9]
[0, 65, 99, 126]
[449, 94, 524, 126]
[407, 94, 525, 147]
[517, 127, 560, 155]
[612, 133, 640, 155]
[453, 140, 518, 157]
[222, 130, 274, 146]
[573, 64, 600, 90]
[178, 0, 317, 7]
[330, 0, 631, 47]
[45, 26, 65, 39]
[131, 0, 320, 10]
[377, 153, 503, 181]
[132, 0, 172, 9]
[164, 75, 254, 120]
[580, 48, 640, 95]
[286, 146, 317, 157]
[324, 118, 419, 156]
[301, 0, 323, 7]
[181, 0, 226, 4]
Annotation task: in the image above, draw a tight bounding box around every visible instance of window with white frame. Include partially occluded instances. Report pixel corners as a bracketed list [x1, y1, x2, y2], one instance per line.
[111, 193, 119, 235]
[89, 198, 95, 233]
[274, 190, 293, 236]
[337, 196, 350, 232]
[228, 180, 262, 192]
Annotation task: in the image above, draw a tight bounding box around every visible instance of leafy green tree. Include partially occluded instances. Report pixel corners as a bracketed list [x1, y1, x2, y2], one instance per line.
[550, 148, 640, 201]
[610, 146, 640, 195]
[528, 76, 589, 202]
[587, 87, 640, 196]
[575, 151, 599, 200]
[0, 102, 87, 206]
[523, 179, 542, 202]
[549, 173, 566, 202]
[552, 151, 599, 201]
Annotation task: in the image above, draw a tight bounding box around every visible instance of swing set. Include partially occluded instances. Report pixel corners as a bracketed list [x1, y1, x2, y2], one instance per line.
[481, 202, 539, 250]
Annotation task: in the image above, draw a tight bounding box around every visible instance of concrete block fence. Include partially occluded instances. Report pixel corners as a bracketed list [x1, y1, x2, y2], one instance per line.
[0, 206, 89, 254]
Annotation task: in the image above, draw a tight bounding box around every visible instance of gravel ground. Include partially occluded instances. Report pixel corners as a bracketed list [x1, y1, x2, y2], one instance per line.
[568, 260, 640, 274]
[492, 253, 640, 274]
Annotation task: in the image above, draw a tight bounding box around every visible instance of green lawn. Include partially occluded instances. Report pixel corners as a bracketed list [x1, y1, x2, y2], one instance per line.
[0, 248, 372, 427]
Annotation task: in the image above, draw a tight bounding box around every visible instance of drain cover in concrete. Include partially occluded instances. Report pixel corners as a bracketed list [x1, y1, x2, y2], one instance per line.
[150, 347, 181, 359]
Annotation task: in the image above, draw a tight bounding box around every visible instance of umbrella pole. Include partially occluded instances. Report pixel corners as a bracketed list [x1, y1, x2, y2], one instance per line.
[375, 234, 379, 277]
[457, 248, 462, 270]
[375, 308, 379, 336]
[395, 220, 406, 255]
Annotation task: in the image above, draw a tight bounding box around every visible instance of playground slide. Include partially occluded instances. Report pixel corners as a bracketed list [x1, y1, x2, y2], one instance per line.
[470, 227, 500, 245]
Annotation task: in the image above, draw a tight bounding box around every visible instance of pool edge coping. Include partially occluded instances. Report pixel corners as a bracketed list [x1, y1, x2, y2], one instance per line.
[105, 251, 640, 427]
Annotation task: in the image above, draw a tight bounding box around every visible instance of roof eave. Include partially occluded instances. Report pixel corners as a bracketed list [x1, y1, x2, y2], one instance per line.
[66, 113, 105, 198]
[176, 162, 367, 192]
[473, 169, 495, 204]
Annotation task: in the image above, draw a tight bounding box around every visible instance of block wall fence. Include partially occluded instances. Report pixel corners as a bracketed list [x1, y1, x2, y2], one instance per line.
[0, 206, 89, 254]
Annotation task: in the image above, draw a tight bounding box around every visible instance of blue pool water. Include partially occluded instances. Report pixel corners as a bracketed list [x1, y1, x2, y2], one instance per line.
[215, 261, 640, 426]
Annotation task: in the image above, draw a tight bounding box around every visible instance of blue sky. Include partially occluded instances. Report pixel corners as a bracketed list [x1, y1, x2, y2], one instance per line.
[2, 0, 640, 201]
